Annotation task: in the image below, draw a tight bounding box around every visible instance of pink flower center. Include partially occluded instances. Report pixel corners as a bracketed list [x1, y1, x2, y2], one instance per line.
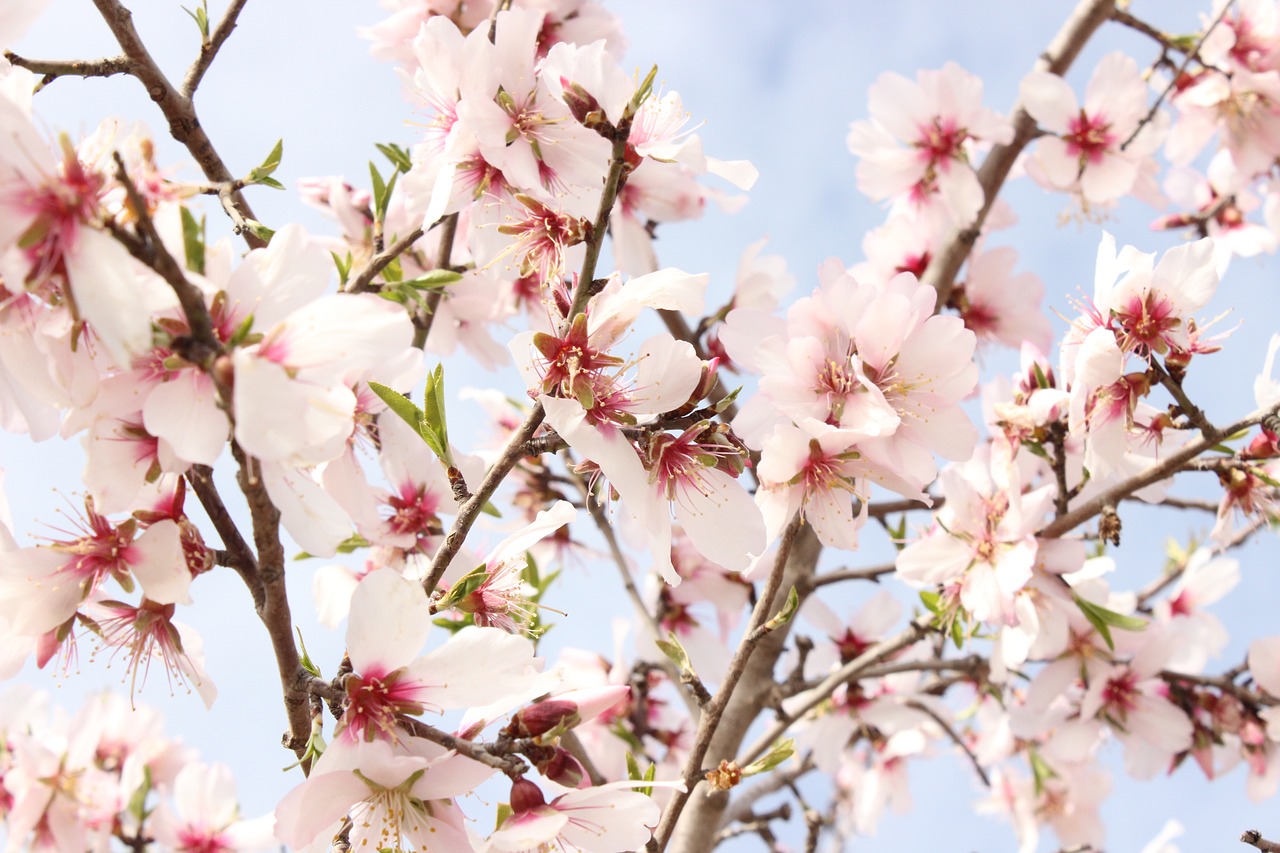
[343, 666, 425, 741]
[1112, 291, 1180, 354]
[1065, 111, 1115, 164]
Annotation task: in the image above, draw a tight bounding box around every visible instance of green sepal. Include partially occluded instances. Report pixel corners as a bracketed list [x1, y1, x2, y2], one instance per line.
[742, 738, 795, 776]
[296, 628, 321, 677]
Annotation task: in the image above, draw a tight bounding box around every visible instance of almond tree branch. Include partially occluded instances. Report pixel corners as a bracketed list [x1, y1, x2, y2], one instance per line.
[185, 465, 264, 609]
[1119, 0, 1236, 151]
[903, 698, 990, 787]
[230, 442, 311, 764]
[181, 0, 251, 97]
[412, 213, 460, 349]
[349, 226, 426, 293]
[108, 152, 224, 366]
[89, 0, 266, 249]
[1241, 830, 1280, 852]
[420, 119, 632, 597]
[738, 617, 933, 769]
[571, 467, 703, 721]
[1038, 409, 1268, 539]
[920, 0, 1116, 306]
[652, 517, 804, 852]
[2, 52, 132, 89]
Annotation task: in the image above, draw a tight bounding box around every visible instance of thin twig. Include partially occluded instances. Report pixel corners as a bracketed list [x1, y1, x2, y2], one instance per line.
[2, 52, 132, 89]
[1151, 358, 1216, 437]
[738, 617, 932, 768]
[803, 563, 895, 590]
[398, 718, 528, 777]
[412, 213, 459, 349]
[108, 152, 224, 367]
[185, 465, 263, 608]
[1241, 830, 1280, 852]
[1120, 0, 1236, 151]
[181, 0, 252, 97]
[349, 226, 426, 293]
[904, 699, 990, 787]
[1037, 409, 1268, 538]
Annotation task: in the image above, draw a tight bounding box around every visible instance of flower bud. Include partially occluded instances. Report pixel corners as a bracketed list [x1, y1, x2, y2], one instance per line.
[536, 746, 586, 788]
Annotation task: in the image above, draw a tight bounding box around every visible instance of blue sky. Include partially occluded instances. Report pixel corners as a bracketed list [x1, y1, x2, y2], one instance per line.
[7, 1, 1280, 850]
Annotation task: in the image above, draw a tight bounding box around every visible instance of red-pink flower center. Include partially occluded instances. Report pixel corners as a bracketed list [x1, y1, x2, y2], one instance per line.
[343, 666, 424, 740]
[1065, 111, 1115, 164]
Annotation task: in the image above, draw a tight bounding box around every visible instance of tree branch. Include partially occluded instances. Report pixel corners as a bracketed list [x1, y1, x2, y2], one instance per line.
[349, 226, 426, 294]
[1241, 830, 1280, 853]
[2, 51, 132, 89]
[1037, 409, 1268, 539]
[181, 0, 251, 98]
[89, 0, 266, 249]
[652, 518, 804, 851]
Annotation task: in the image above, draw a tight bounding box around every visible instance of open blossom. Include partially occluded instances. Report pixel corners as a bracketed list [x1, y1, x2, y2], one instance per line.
[848, 62, 1013, 230]
[150, 762, 273, 853]
[1021, 52, 1164, 205]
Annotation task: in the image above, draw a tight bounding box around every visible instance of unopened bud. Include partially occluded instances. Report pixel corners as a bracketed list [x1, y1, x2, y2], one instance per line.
[508, 778, 547, 814]
[536, 746, 586, 788]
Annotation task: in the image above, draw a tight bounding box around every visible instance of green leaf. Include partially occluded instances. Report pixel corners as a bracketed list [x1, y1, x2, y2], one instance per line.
[625, 752, 654, 797]
[296, 628, 321, 677]
[368, 380, 427, 437]
[332, 251, 353, 285]
[950, 616, 964, 650]
[422, 363, 453, 464]
[244, 220, 275, 243]
[403, 269, 464, 290]
[438, 565, 490, 610]
[1072, 593, 1147, 651]
[919, 590, 941, 614]
[126, 765, 153, 824]
[179, 206, 205, 275]
[742, 738, 795, 776]
[763, 586, 799, 631]
[376, 142, 413, 173]
[225, 312, 256, 349]
[1028, 749, 1056, 797]
[181, 0, 210, 40]
[656, 631, 694, 675]
[254, 175, 285, 191]
[247, 139, 284, 186]
[369, 161, 389, 221]
[494, 803, 513, 832]
[480, 500, 502, 518]
[712, 385, 742, 414]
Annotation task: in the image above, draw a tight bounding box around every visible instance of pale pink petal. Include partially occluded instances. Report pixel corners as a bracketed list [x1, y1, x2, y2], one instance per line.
[131, 519, 191, 606]
[346, 568, 432, 673]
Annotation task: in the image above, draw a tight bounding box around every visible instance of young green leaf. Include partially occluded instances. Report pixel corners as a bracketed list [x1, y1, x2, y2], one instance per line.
[247, 139, 284, 186]
[763, 586, 799, 631]
[180, 206, 206, 275]
[1072, 592, 1147, 651]
[376, 142, 414, 173]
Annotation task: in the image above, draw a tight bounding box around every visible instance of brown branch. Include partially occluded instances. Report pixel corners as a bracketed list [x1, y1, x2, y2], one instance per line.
[865, 496, 941, 518]
[651, 517, 804, 852]
[181, 0, 251, 97]
[1120, 0, 1235, 151]
[412, 214, 459, 349]
[920, 0, 1116, 307]
[231, 442, 311, 764]
[1151, 359, 1215, 437]
[89, 0, 266, 249]
[803, 563, 895, 590]
[349, 226, 426, 293]
[559, 730, 608, 788]
[718, 758, 815, 830]
[420, 118, 632, 596]
[108, 152, 224, 368]
[737, 617, 932, 769]
[1241, 830, 1280, 852]
[185, 465, 263, 608]
[398, 718, 528, 777]
[1163, 668, 1274, 710]
[2, 52, 133, 89]
[903, 698, 990, 787]
[1037, 409, 1268, 539]
[574, 469, 702, 721]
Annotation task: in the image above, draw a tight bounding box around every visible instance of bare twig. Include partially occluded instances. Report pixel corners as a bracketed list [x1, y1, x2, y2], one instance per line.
[904, 699, 990, 787]
[412, 213, 460, 349]
[185, 465, 263, 608]
[803, 563, 895, 590]
[398, 717, 528, 777]
[181, 0, 252, 97]
[1241, 830, 1280, 852]
[108, 152, 224, 367]
[2, 52, 132, 89]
